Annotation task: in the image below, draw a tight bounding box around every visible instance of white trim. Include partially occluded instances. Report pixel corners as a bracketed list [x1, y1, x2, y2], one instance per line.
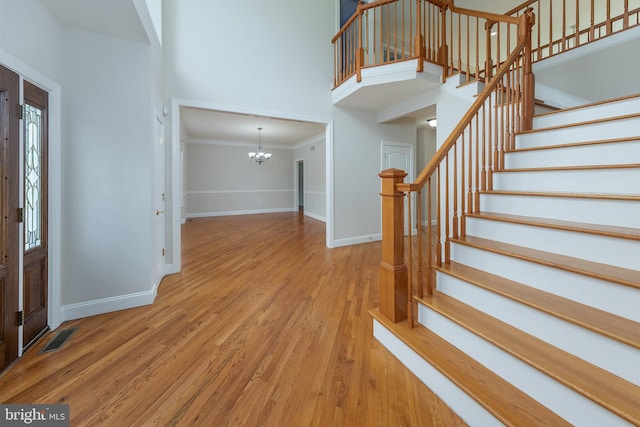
[62, 285, 158, 322]
[303, 211, 326, 223]
[292, 133, 325, 150]
[0, 49, 63, 333]
[325, 121, 335, 248]
[186, 138, 293, 150]
[305, 190, 326, 196]
[186, 208, 295, 218]
[333, 233, 381, 247]
[186, 189, 293, 195]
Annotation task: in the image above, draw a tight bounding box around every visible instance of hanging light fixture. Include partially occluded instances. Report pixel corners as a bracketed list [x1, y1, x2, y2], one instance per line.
[248, 127, 272, 165]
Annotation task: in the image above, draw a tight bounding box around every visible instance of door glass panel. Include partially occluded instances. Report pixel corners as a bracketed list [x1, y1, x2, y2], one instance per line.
[24, 104, 43, 251]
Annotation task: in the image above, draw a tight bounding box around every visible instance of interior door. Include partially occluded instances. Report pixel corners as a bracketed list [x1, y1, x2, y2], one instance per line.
[382, 142, 414, 234]
[22, 81, 49, 349]
[0, 65, 20, 371]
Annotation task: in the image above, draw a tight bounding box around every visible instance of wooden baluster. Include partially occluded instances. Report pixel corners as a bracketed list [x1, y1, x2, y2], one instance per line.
[416, 190, 423, 299]
[521, 8, 535, 131]
[575, 0, 580, 47]
[460, 131, 466, 238]
[590, 0, 595, 41]
[364, 10, 369, 67]
[606, 0, 612, 35]
[537, 1, 542, 60]
[444, 155, 450, 264]
[624, 0, 629, 29]
[440, 4, 449, 80]
[562, 0, 567, 50]
[485, 20, 494, 82]
[466, 14, 470, 80]
[416, 0, 425, 72]
[407, 191, 413, 329]
[452, 141, 459, 240]
[457, 13, 462, 73]
[480, 104, 487, 194]
[356, 9, 364, 82]
[436, 166, 443, 267]
[378, 168, 408, 323]
[475, 17, 480, 81]
[468, 118, 475, 217]
[549, 0, 553, 56]
[426, 178, 434, 295]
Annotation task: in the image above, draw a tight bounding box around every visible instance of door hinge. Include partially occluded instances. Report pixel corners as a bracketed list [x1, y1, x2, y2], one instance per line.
[19, 104, 26, 120]
[18, 311, 24, 326]
[17, 207, 24, 223]
[162, 248, 165, 256]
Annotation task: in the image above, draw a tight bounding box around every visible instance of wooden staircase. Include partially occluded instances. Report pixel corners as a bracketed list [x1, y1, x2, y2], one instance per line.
[372, 94, 640, 426]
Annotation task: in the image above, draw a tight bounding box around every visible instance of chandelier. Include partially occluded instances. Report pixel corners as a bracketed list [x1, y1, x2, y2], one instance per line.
[248, 127, 272, 165]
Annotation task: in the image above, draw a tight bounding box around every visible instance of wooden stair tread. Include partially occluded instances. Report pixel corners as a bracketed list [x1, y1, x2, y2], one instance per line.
[511, 135, 640, 153]
[481, 190, 640, 202]
[417, 293, 640, 425]
[370, 308, 571, 427]
[467, 211, 640, 241]
[451, 235, 640, 290]
[534, 93, 640, 118]
[435, 262, 640, 349]
[519, 111, 640, 135]
[494, 163, 640, 172]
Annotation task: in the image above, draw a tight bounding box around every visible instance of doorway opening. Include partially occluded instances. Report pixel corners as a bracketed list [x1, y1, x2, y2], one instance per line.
[297, 160, 304, 213]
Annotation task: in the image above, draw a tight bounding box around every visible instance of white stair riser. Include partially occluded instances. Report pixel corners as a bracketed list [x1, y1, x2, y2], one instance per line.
[517, 116, 640, 149]
[372, 321, 502, 427]
[534, 98, 640, 128]
[493, 168, 640, 195]
[437, 273, 640, 386]
[450, 243, 640, 322]
[479, 193, 640, 229]
[465, 217, 639, 270]
[505, 140, 640, 168]
[417, 304, 633, 426]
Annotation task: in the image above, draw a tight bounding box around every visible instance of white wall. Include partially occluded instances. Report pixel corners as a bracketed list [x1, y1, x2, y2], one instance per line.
[60, 27, 154, 310]
[185, 142, 294, 217]
[293, 135, 326, 221]
[163, 0, 418, 247]
[1, 0, 159, 321]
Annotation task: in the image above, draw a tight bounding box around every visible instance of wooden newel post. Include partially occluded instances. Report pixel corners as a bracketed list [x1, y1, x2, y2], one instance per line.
[520, 8, 535, 131]
[356, 4, 365, 83]
[379, 168, 408, 323]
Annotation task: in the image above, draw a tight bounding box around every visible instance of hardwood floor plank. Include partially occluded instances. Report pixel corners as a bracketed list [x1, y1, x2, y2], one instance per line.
[0, 213, 466, 426]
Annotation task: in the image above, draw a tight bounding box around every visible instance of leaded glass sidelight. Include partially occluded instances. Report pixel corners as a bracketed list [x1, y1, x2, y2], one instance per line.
[24, 104, 43, 251]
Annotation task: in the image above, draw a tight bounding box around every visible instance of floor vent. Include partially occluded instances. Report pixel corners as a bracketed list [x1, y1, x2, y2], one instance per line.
[39, 328, 78, 354]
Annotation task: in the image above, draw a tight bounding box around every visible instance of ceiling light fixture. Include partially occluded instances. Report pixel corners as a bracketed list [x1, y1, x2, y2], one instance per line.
[248, 127, 272, 165]
[427, 118, 437, 128]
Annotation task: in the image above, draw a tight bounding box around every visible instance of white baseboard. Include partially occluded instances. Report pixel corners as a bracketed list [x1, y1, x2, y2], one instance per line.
[333, 233, 382, 247]
[186, 208, 295, 218]
[303, 211, 326, 222]
[61, 285, 158, 322]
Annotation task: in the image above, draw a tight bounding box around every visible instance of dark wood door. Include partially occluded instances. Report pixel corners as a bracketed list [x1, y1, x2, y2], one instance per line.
[22, 81, 48, 349]
[0, 65, 20, 372]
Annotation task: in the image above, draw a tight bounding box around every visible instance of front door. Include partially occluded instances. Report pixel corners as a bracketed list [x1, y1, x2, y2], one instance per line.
[22, 81, 49, 349]
[0, 65, 20, 371]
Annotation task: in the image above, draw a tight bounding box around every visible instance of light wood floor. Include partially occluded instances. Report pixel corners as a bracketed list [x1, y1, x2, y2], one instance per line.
[0, 213, 466, 426]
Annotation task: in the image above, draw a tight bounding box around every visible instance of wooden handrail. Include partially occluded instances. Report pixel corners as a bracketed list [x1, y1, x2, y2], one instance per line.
[380, 8, 535, 326]
[398, 38, 528, 194]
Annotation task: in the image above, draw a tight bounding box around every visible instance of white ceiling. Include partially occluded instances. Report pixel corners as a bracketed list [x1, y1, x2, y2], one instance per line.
[39, 0, 149, 43]
[180, 108, 326, 146]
